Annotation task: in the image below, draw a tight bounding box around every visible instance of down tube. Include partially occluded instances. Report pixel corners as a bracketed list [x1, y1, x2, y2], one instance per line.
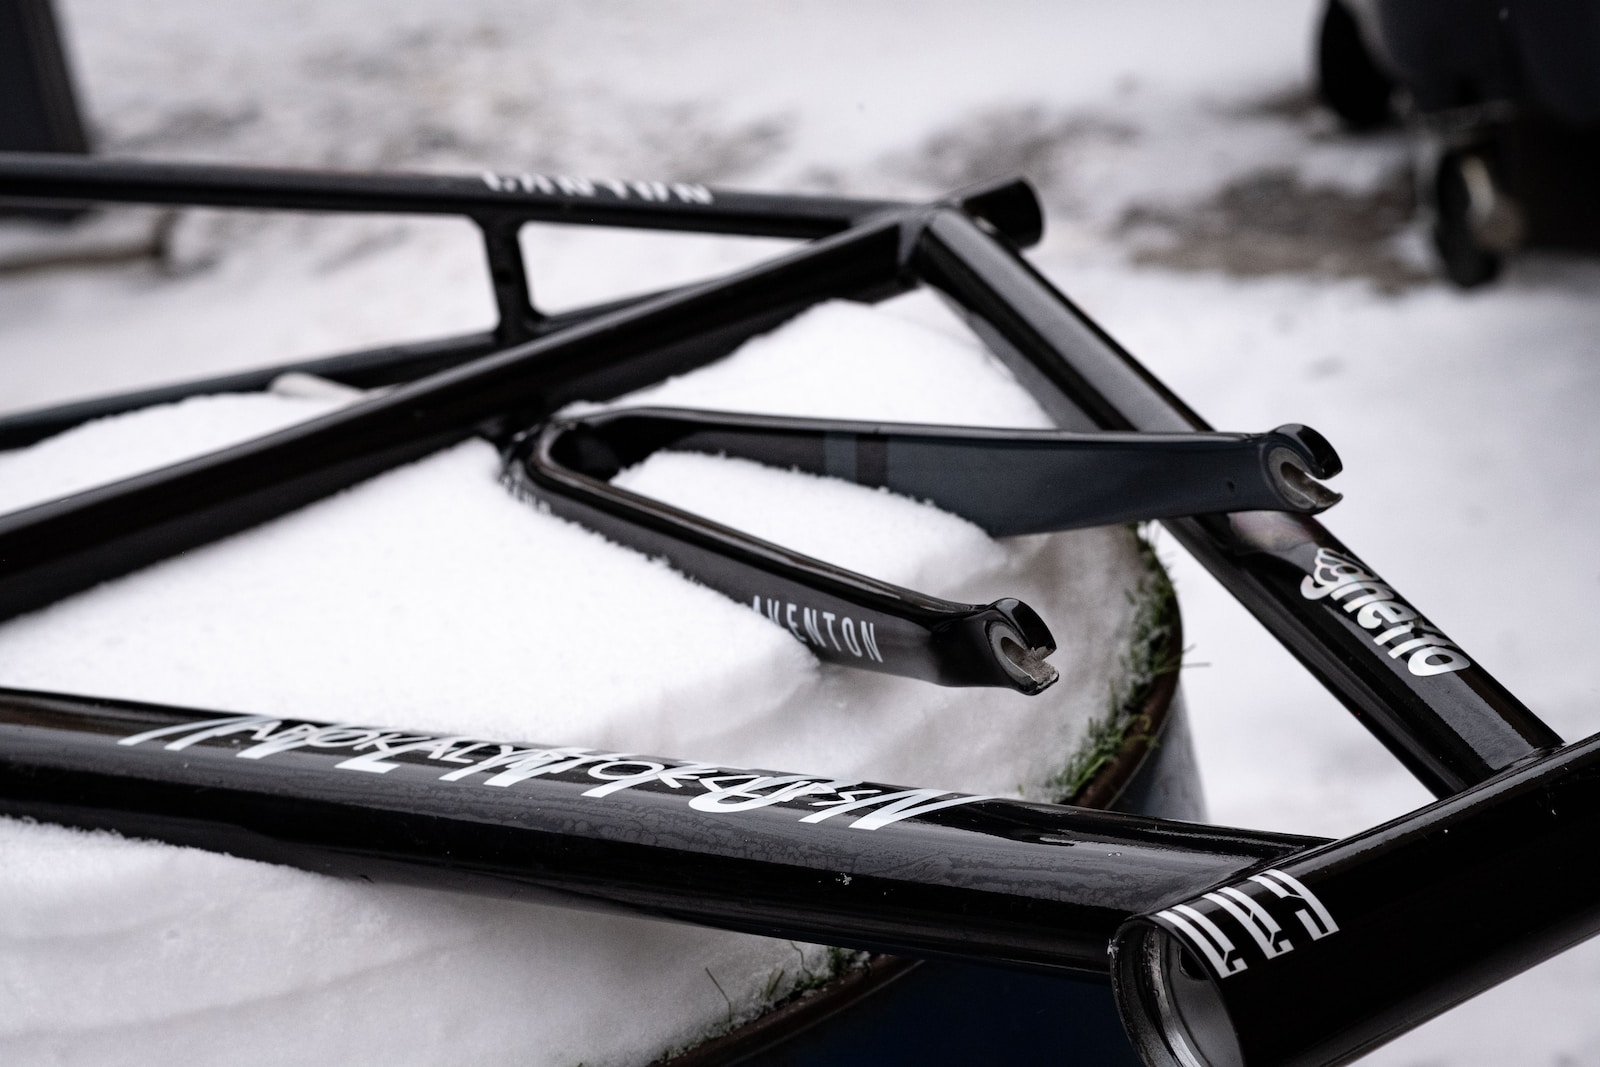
[912, 209, 1561, 796]
[0, 687, 1315, 975]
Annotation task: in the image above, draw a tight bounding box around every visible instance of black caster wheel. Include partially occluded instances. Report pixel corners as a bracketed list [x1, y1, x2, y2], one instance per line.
[1431, 148, 1521, 288]
[1316, 0, 1395, 131]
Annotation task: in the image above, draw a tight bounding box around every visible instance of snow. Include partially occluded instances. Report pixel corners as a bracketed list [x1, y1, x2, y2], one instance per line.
[5, 0, 1600, 1062]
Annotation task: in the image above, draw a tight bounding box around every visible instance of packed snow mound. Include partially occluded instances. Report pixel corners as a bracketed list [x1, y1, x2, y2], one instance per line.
[0, 298, 1155, 1065]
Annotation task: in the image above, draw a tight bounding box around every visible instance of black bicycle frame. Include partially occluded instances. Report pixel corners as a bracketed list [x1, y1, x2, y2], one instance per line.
[0, 154, 1041, 448]
[502, 408, 1340, 693]
[0, 297, 616, 451]
[0, 209, 911, 621]
[512, 413, 1064, 694]
[0, 160, 1559, 791]
[0, 686, 1316, 975]
[0, 156, 1587, 1067]
[518, 408, 1342, 537]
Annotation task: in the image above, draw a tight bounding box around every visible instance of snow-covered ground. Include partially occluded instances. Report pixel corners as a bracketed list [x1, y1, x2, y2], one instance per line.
[5, 1, 1600, 1063]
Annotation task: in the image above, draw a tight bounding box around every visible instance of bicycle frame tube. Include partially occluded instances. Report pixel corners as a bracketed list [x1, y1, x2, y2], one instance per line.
[0, 293, 653, 451]
[0, 155, 1040, 346]
[498, 408, 1339, 692]
[523, 407, 1342, 536]
[0, 685, 1315, 974]
[1115, 727, 1600, 1067]
[912, 208, 1563, 796]
[0, 154, 1040, 439]
[504, 422, 1063, 694]
[6, 687, 1600, 1067]
[0, 212, 912, 622]
[0, 153, 1040, 242]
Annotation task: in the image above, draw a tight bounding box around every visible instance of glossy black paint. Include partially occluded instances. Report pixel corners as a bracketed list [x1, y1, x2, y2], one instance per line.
[0, 158, 1038, 345]
[0, 154, 1043, 445]
[0, 152, 906, 236]
[911, 207, 1563, 796]
[505, 422, 1060, 694]
[0, 216, 911, 623]
[0, 153, 1045, 249]
[0, 330, 489, 451]
[6, 160, 1546, 793]
[531, 406, 1343, 536]
[503, 408, 1340, 692]
[0, 155, 1022, 448]
[0, 162, 1589, 1066]
[1114, 728, 1600, 1067]
[0, 686, 1313, 974]
[0, 292, 668, 450]
[0, 166, 1046, 634]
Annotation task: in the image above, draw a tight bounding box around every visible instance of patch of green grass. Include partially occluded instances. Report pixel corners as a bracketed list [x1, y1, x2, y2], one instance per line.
[658, 945, 869, 1062]
[1048, 528, 1180, 804]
